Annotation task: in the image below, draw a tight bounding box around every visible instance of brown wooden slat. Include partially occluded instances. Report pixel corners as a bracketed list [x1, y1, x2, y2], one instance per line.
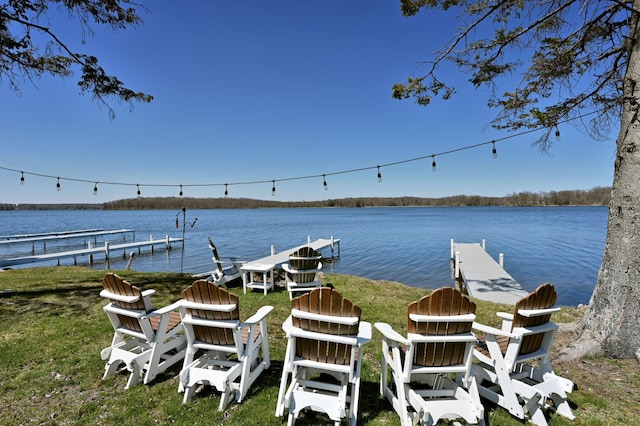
[408, 287, 476, 367]
[181, 280, 239, 346]
[512, 283, 557, 355]
[291, 287, 361, 366]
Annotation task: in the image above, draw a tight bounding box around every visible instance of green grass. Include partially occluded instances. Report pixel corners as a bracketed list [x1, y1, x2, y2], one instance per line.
[0, 267, 637, 425]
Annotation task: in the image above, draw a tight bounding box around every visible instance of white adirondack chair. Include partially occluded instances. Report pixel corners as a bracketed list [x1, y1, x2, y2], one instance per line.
[471, 283, 575, 426]
[99, 273, 187, 389]
[275, 287, 371, 426]
[207, 237, 243, 286]
[375, 287, 484, 426]
[177, 279, 274, 410]
[282, 246, 323, 299]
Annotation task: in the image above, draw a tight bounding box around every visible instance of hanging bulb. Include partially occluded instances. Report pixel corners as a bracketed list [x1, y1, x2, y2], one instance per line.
[377, 166, 382, 183]
[323, 175, 328, 190]
[555, 126, 561, 141]
[136, 184, 141, 198]
[179, 184, 183, 197]
[272, 180, 276, 196]
[224, 183, 228, 197]
[492, 141, 497, 159]
[93, 182, 98, 195]
[431, 156, 437, 172]
[20, 171, 25, 185]
[56, 177, 61, 191]
[176, 216, 179, 229]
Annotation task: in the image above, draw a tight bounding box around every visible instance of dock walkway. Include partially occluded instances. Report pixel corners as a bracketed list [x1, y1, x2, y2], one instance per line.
[0, 235, 182, 268]
[0, 229, 136, 250]
[451, 239, 528, 305]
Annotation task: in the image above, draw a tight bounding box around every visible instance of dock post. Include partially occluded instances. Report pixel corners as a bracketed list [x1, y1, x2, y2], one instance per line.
[330, 236, 334, 254]
[499, 253, 504, 267]
[308, 235, 311, 244]
[455, 251, 460, 279]
[104, 241, 110, 261]
[450, 239, 454, 259]
[88, 242, 93, 264]
[271, 245, 275, 255]
[482, 239, 486, 250]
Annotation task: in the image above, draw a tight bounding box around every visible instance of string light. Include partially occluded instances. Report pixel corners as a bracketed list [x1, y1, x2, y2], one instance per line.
[0, 111, 599, 197]
[93, 182, 98, 195]
[492, 141, 497, 159]
[272, 180, 276, 196]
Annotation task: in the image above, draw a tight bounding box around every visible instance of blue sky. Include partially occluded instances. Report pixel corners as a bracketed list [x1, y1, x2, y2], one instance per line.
[1, 1, 615, 204]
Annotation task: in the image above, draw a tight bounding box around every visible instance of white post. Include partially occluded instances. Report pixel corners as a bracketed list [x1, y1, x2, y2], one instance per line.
[455, 251, 460, 279]
[482, 239, 486, 250]
[104, 241, 110, 260]
[499, 253, 504, 268]
[330, 236, 334, 252]
[307, 235, 311, 244]
[450, 239, 455, 259]
[271, 245, 275, 255]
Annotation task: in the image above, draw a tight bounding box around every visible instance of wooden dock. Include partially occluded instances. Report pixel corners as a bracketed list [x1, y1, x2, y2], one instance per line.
[451, 239, 528, 305]
[0, 235, 182, 268]
[0, 229, 136, 251]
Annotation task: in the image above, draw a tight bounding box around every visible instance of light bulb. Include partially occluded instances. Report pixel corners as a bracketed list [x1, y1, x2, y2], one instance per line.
[272, 180, 276, 196]
[555, 127, 561, 141]
[431, 157, 437, 172]
[179, 184, 183, 197]
[93, 182, 98, 195]
[224, 183, 228, 197]
[20, 172, 25, 185]
[377, 166, 382, 182]
[492, 142, 497, 159]
[56, 177, 61, 191]
[137, 184, 141, 198]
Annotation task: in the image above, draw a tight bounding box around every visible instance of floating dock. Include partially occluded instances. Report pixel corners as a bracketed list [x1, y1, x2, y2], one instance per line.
[0, 235, 182, 268]
[451, 239, 528, 305]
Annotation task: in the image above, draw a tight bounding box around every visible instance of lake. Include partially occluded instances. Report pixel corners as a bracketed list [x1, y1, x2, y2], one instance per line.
[0, 206, 608, 306]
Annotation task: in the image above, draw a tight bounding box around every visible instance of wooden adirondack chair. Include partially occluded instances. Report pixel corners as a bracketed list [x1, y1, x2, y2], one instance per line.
[207, 237, 242, 286]
[275, 287, 371, 426]
[281, 246, 323, 299]
[471, 283, 575, 426]
[375, 287, 484, 426]
[178, 279, 274, 410]
[99, 273, 186, 389]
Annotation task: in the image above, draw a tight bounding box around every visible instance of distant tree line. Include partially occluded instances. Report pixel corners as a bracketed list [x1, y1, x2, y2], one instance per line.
[0, 187, 611, 211]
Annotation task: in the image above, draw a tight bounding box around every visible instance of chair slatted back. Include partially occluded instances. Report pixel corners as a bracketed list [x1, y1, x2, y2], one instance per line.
[512, 283, 557, 355]
[181, 279, 240, 346]
[102, 273, 149, 332]
[208, 237, 225, 276]
[291, 287, 361, 365]
[289, 246, 322, 283]
[408, 287, 476, 367]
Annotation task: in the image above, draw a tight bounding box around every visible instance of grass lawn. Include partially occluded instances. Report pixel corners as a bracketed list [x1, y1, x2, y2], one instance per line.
[1, 267, 638, 425]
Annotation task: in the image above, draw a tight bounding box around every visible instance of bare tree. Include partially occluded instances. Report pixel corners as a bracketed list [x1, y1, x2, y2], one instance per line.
[1, 0, 153, 118]
[394, 0, 640, 360]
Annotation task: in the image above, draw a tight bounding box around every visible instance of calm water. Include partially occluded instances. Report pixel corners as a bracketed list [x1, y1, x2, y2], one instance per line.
[0, 206, 608, 306]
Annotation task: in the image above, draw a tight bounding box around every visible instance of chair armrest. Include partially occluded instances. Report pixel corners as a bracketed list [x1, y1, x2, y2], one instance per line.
[242, 305, 274, 326]
[374, 322, 408, 346]
[518, 307, 561, 317]
[358, 321, 372, 343]
[472, 321, 519, 339]
[141, 289, 156, 297]
[496, 312, 513, 320]
[147, 300, 182, 316]
[100, 289, 140, 303]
